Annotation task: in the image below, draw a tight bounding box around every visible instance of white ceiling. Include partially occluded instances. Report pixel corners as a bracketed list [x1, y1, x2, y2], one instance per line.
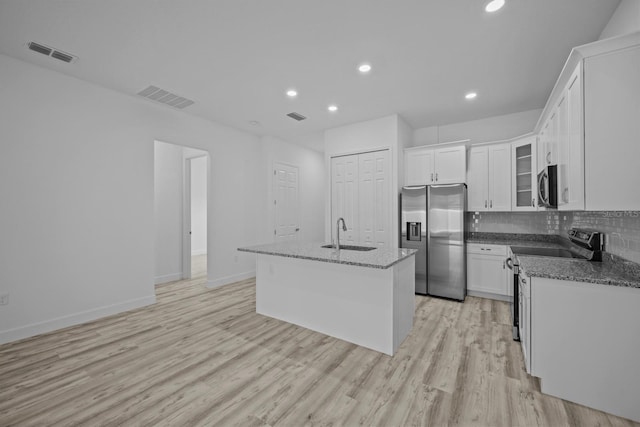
[0, 0, 620, 151]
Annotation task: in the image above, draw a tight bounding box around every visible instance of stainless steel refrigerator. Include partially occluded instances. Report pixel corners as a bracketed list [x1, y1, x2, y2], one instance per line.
[400, 184, 466, 301]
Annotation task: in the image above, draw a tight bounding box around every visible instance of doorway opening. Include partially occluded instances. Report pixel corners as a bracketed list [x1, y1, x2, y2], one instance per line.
[185, 154, 208, 279]
[153, 141, 209, 286]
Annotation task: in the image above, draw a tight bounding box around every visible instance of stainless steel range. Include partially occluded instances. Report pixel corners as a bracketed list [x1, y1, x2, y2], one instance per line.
[506, 228, 604, 341]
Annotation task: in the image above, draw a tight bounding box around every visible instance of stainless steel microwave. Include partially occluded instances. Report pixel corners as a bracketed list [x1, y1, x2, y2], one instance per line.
[537, 165, 557, 208]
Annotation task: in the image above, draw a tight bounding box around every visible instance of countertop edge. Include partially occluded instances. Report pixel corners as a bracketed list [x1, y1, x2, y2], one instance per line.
[237, 246, 416, 270]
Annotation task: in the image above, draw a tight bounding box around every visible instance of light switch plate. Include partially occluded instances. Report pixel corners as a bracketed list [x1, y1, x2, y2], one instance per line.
[0, 292, 9, 306]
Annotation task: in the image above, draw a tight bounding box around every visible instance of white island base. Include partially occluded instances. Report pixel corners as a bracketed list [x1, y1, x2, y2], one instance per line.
[255, 254, 415, 356]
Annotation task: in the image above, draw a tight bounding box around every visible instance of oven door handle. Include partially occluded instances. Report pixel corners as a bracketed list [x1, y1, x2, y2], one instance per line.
[506, 257, 514, 270]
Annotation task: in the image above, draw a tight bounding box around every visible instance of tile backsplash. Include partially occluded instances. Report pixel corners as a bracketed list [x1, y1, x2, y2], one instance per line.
[559, 211, 640, 265]
[466, 211, 559, 235]
[467, 210, 640, 264]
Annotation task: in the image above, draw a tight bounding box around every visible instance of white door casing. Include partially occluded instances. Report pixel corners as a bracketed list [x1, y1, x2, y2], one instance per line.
[274, 162, 300, 242]
[182, 157, 192, 279]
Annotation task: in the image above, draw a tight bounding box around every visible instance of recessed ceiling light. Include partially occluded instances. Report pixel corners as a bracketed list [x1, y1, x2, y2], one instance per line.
[358, 63, 372, 73]
[249, 120, 260, 126]
[465, 92, 477, 100]
[286, 89, 297, 98]
[328, 105, 338, 112]
[485, 0, 505, 12]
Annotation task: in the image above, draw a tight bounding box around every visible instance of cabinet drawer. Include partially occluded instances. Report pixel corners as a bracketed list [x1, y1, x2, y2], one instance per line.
[466, 243, 507, 256]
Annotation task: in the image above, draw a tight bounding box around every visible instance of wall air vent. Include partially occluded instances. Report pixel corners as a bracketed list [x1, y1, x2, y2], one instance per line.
[287, 112, 307, 121]
[136, 85, 195, 109]
[27, 41, 77, 63]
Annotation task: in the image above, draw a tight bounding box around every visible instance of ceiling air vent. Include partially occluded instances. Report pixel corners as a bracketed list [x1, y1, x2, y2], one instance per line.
[51, 50, 74, 63]
[27, 41, 77, 63]
[287, 112, 307, 121]
[137, 85, 195, 109]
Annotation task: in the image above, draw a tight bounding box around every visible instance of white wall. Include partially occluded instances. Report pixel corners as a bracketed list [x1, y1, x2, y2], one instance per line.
[412, 109, 542, 147]
[259, 136, 325, 244]
[324, 114, 405, 247]
[0, 53, 270, 343]
[190, 155, 207, 256]
[154, 141, 186, 283]
[599, 0, 640, 40]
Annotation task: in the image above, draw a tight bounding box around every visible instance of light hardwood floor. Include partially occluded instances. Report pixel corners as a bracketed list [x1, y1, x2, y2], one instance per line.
[1, 275, 638, 427]
[191, 254, 207, 279]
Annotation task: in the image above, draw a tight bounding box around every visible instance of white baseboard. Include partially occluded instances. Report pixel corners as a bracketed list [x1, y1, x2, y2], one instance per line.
[154, 272, 183, 285]
[206, 271, 255, 289]
[0, 295, 156, 345]
[191, 249, 207, 256]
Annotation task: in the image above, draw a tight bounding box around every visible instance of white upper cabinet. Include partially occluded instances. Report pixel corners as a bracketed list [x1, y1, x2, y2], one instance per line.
[557, 65, 585, 210]
[467, 143, 511, 211]
[536, 33, 640, 211]
[433, 146, 466, 184]
[537, 112, 557, 173]
[583, 45, 640, 211]
[511, 135, 538, 211]
[404, 147, 434, 186]
[467, 147, 488, 211]
[404, 145, 466, 186]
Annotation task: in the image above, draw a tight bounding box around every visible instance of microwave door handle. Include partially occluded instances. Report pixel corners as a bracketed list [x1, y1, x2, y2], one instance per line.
[538, 172, 546, 205]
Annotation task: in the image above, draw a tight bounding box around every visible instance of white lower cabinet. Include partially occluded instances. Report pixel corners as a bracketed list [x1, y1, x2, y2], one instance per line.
[530, 276, 640, 422]
[466, 244, 510, 300]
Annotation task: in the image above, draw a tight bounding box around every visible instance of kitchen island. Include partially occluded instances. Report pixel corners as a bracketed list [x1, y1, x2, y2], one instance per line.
[237, 242, 417, 356]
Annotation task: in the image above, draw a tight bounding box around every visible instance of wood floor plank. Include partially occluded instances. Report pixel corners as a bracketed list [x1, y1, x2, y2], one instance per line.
[1, 278, 638, 427]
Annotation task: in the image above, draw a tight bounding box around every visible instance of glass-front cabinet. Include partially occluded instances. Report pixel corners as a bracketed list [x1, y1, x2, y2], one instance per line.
[511, 136, 537, 211]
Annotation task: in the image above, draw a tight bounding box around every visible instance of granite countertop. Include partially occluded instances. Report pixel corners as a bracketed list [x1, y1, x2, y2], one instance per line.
[517, 256, 640, 289]
[237, 241, 417, 270]
[467, 232, 640, 289]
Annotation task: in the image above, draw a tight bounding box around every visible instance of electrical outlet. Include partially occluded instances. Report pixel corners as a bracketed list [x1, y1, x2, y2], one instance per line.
[0, 292, 9, 306]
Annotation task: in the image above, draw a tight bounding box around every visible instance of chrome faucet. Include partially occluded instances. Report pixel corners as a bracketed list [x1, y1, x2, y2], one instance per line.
[336, 217, 347, 250]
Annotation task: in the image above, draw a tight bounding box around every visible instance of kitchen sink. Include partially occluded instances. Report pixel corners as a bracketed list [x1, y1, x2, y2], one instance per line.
[511, 246, 582, 259]
[321, 244, 377, 252]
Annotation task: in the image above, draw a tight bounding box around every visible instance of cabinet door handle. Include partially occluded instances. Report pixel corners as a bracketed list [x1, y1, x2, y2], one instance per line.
[547, 152, 551, 164]
[490, 200, 493, 208]
[531, 198, 535, 207]
[435, 173, 438, 182]
[485, 200, 488, 208]
[503, 261, 506, 269]
[430, 173, 433, 182]
[563, 187, 569, 203]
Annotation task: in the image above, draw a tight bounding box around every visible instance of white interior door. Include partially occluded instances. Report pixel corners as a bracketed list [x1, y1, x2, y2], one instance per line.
[358, 150, 390, 247]
[331, 155, 359, 244]
[274, 162, 300, 242]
